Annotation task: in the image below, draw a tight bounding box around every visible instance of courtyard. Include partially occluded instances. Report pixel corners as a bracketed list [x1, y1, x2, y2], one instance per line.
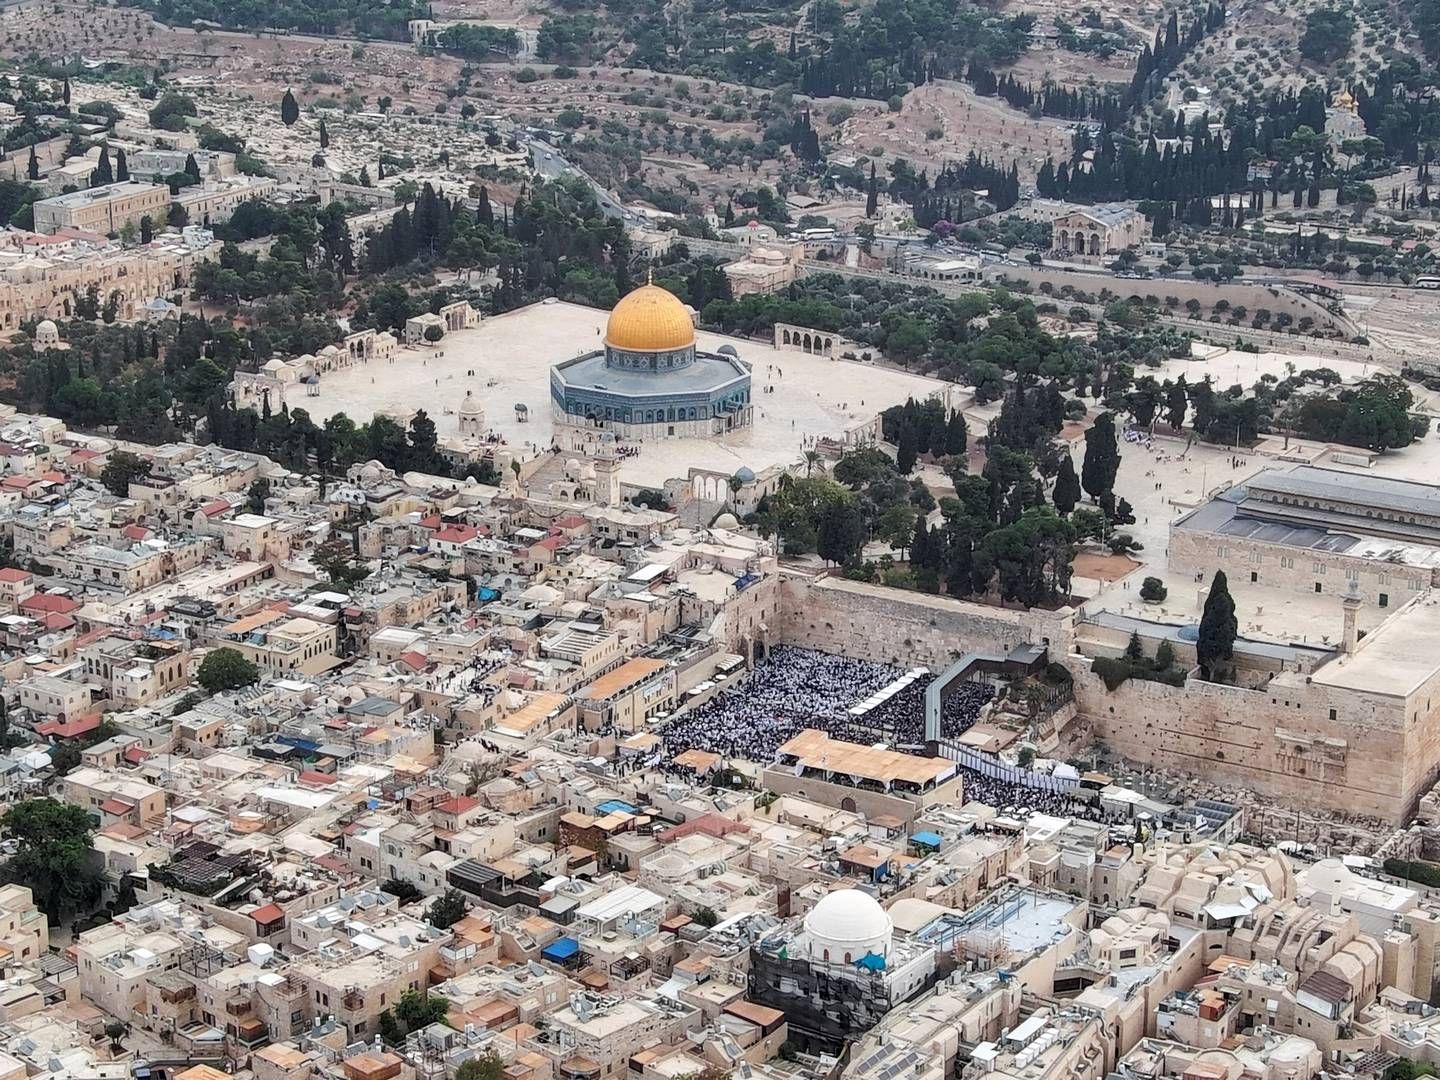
[307, 300, 957, 489]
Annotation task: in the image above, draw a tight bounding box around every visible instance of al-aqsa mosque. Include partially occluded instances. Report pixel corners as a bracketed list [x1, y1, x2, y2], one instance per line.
[550, 280, 753, 439]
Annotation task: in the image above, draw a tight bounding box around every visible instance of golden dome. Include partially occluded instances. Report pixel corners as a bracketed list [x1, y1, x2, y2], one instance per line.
[605, 283, 695, 352]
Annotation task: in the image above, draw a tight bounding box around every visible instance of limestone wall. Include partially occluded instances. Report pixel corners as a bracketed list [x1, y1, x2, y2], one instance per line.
[774, 572, 1073, 670]
[1072, 662, 1413, 820]
[988, 265, 1353, 335]
[1168, 519, 1435, 612]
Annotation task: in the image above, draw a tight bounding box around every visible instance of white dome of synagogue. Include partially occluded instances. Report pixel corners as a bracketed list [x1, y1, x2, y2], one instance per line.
[804, 888, 892, 961]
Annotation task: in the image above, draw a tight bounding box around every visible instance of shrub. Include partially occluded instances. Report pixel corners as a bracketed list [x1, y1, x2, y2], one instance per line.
[1140, 576, 1168, 602]
[1385, 859, 1440, 888]
[1092, 656, 1132, 691]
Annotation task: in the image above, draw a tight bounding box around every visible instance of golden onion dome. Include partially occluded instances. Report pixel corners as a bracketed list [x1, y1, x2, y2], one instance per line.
[605, 283, 695, 352]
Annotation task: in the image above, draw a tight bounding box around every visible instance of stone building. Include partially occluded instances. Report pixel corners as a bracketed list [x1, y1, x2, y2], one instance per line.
[229, 330, 398, 413]
[1171, 466, 1440, 608]
[173, 176, 280, 227]
[1047, 203, 1149, 261]
[32, 181, 170, 236]
[0, 235, 215, 328]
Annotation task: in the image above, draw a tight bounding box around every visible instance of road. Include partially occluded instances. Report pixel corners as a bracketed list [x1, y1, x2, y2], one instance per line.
[524, 136, 643, 225]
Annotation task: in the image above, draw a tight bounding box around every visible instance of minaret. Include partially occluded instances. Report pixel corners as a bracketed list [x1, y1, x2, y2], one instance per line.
[595, 449, 621, 508]
[1342, 584, 1361, 656]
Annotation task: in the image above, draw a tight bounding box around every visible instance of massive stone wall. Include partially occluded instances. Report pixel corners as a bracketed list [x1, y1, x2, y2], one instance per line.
[771, 569, 1440, 825]
[1070, 664, 1414, 821]
[988, 265, 1353, 335]
[774, 572, 1073, 670]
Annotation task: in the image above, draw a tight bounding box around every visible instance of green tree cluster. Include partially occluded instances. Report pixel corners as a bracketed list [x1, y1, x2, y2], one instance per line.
[0, 799, 105, 920]
[196, 647, 261, 693]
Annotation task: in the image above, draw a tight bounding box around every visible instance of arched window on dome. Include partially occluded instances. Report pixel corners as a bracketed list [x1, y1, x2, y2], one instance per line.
[845, 953, 852, 963]
[822, 949, 830, 962]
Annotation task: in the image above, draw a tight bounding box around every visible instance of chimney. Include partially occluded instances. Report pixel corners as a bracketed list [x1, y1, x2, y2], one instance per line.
[1342, 585, 1361, 656]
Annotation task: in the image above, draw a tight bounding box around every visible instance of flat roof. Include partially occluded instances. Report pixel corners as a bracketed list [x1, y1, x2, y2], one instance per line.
[581, 658, 667, 700]
[777, 728, 956, 786]
[1310, 592, 1440, 697]
[222, 609, 287, 635]
[37, 181, 166, 208]
[575, 883, 663, 922]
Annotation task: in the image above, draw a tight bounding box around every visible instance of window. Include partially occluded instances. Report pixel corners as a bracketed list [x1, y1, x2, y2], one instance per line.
[1315, 582, 1323, 593]
[1380, 593, 1389, 608]
[1329, 708, 1337, 721]
[1250, 572, 1258, 583]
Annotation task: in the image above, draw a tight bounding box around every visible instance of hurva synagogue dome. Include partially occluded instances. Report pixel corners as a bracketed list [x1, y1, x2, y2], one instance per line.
[550, 281, 753, 439]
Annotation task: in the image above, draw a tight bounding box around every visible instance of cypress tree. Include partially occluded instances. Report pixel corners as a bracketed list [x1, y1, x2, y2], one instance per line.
[896, 425, 918, 475]
[1052, 455, 1081, 514]
[281, 88, 299, 127]
[1081, 412, 1120, 500]
[1197, 570, 1237, 680]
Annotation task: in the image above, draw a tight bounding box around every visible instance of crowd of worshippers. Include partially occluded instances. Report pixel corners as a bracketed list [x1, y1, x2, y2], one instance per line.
[660, 647, 994, 762]
[959, 768, 1104, 821]
[659, 646, 903, 762]
[857, 677, 997, 744]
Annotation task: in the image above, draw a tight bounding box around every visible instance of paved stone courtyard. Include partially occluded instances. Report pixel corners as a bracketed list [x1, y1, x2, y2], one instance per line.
[311, 301, 954, 488]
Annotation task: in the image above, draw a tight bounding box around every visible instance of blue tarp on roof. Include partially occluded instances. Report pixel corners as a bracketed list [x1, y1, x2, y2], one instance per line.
[542, 937, 579, 961]
[855, 952, 886, 972]
[277, 735, 321, 753]
[596, 799, 639, 815]
[910, 831, 943, 848]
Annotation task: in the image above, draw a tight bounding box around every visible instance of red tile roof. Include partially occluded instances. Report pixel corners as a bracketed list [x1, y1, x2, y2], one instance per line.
[98, 798, 134, 815]
[397, 651, 428, 671]
[200, 499, 231, 517]
[35, 713, 101, 739]
[434, 524, 480, 544]
[250, 903, 285, 926]
[0, 568, 31, 583]
[316, 853, 351, 875]
[298, 770, 338, 786]
[0, 476, 35, 491]
[121, 525, 152, 542]
[22, 593, 79, 615]
[123, 746, 151, 765]
[436, 795, 480, 815]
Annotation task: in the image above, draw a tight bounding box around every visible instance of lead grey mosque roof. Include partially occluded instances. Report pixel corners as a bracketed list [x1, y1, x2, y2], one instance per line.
[1247, 465, 1440, 518]
[553, 350, 749, 397]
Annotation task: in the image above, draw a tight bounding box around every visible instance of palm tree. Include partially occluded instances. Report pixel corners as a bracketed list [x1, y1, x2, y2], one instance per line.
[804, 450, 821, 476]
